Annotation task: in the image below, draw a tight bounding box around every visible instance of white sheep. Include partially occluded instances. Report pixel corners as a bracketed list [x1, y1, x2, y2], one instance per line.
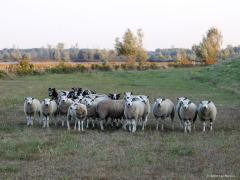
[24, 97, 41, 126]
[138, 95, 150, 130]
[58, 95, 73, 127]
[67, 102, 87, 131]
[82, 96, 110, 128]
[40, 98, 58, 128]
[179, 99, 198, 133]
[176, 97, 189, 128]
[197, 101, 217, 132]
[153, 98, 175, 131]
[96, 99, 125, 131]
[124, 96, 146, 133]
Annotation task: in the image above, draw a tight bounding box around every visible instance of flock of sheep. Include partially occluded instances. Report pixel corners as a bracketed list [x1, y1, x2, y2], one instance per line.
[24, 87, 217, 133]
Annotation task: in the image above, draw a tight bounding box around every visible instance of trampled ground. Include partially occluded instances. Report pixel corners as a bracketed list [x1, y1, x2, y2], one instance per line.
[0, 60, 239, 179]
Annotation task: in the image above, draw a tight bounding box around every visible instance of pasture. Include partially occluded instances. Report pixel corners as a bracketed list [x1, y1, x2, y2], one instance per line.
[0, 60, 239, 179]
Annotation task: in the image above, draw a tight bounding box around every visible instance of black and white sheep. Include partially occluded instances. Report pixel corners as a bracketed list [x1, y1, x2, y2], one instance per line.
[197, 100, 217, 132]
[179, 99, 198, 133]
[153, 98, 175, 131]
[24, 97, 41, 126]
[67, 102, 88, 131]
[40, 98, 58, 128]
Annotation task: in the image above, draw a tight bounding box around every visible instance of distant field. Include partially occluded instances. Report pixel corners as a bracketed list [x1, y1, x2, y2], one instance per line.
[0, 61, 171, 72]
[0, 60, 239, 179]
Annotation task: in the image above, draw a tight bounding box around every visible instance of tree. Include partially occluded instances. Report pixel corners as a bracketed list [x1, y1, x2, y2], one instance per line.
[193, 27, 222, 64]
[176, 49, 189, 64]
[115, 28, 138, 63]
[136, 29, 148, 63]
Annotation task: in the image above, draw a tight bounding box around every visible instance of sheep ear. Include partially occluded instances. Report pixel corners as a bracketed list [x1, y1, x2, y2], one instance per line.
[184, 97, 187, 99]
[32, 97, 35, 100]
[208, 101, 211, 104]
[162, 97, 165, 101]
[177, 97, 179, 100]
[25, 97, 27, 100]
[130, 92, 133, 95]
[188, 101, 191, 104]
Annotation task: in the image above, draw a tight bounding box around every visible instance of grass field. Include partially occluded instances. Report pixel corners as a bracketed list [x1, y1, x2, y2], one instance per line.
[0, 60, 239, 179]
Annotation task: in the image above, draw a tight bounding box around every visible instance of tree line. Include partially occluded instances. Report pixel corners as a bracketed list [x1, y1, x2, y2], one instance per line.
[0, 27, 239, 64]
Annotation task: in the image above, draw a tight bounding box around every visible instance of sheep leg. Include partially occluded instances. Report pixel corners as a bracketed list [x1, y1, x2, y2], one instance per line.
[122, 119, 128, 130]
[42, 117, 46, 128]
[132, 119, 137, 133]
[100, 120, 104, 131]
[92, 119, 95, 128]
[161, 118, 165, 131]
[86, 119, 89, 129]
[46, 116, 49, 128]
[74, 121, 77, 130]
[156, 118, 159, 130]
[187, 120, 191, 132]
[30, 115, 34, 126]
[210, 120, 213, 131]
[184, 121, 187, 133]
[78, 120, 81, 131]
[128, 120, 132, 132]
[61, 119, 64, 127]
[203, 121, 206, 132]
[26, 116, 30, 126]
[81, 120, 84, 131]
[67, 120, 70, 130]
[142, 117, 147, 131]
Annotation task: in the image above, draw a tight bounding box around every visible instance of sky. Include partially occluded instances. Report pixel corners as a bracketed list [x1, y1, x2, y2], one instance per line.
[0, 0, 239, 50]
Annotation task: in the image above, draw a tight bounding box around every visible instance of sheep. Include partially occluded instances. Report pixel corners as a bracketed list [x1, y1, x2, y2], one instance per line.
[24, 97, 41, 126]
[48, 88, 58, 101]
[152, 98, 175, 131]
[40, 98, 58, 128]
[96, 98, 125, 131]
[108, 93, 121, 100]
[176, 96, 189, 128]
[179, 99, 198, 133]
[138, 95, 150, 130]
[124, 96, 148, 132]
[58, 95, 73, 127]
[67, 102, 87, 131]
[197, 101, 217, 132]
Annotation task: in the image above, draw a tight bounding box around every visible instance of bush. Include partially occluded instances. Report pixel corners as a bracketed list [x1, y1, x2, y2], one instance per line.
[16, 59, 34, 75]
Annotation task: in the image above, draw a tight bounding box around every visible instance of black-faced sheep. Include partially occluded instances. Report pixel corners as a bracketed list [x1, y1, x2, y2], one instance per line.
[197, 100, 217, 132]
[153, 98, 175, 131]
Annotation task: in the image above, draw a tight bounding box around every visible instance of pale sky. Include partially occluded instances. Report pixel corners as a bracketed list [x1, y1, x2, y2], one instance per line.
[0, 0, 239, 50]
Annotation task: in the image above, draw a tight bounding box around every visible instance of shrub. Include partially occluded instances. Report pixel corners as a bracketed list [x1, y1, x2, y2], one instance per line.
[16, 59, 34, 75]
